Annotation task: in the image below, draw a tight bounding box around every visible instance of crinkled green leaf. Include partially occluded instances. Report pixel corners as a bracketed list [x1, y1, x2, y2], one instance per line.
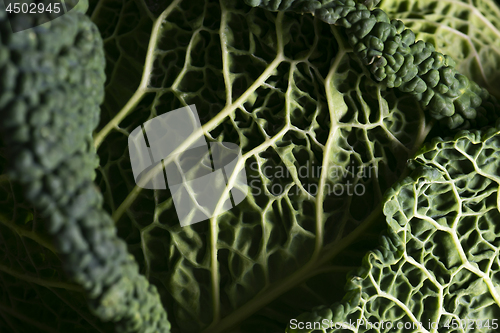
[378, 0, 500, 99]
[0, 150, 113, 332]
[0, 5, 169, 332]
[1, 0, 499, 332]
[289, 121, 500, 332]
[91, 1, 436, 332]
[244, 0, 500, 100]
[244, 0, 500, 130]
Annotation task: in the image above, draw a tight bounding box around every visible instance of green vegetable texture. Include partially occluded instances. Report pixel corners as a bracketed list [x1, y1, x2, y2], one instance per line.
[0, 3, 169, 332]
[0, 0, 499, 332]
[288, 122, 500, 332]
[245, 0, 500, 130]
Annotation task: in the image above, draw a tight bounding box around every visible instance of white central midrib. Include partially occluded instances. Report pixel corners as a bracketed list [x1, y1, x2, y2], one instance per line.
[311, 47, 346, 260]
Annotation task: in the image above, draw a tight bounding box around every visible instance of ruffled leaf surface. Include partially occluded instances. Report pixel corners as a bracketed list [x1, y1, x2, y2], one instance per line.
[90, 1, 438, 332]
[288, 122, 500, 332]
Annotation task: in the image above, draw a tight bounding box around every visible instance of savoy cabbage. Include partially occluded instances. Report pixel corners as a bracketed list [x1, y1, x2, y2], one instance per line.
[0, 0, 499, 332]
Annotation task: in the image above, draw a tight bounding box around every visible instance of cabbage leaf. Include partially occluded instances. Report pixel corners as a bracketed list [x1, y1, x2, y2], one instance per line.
[0, 0, 499, 332]
[290, 122, 500, 332]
